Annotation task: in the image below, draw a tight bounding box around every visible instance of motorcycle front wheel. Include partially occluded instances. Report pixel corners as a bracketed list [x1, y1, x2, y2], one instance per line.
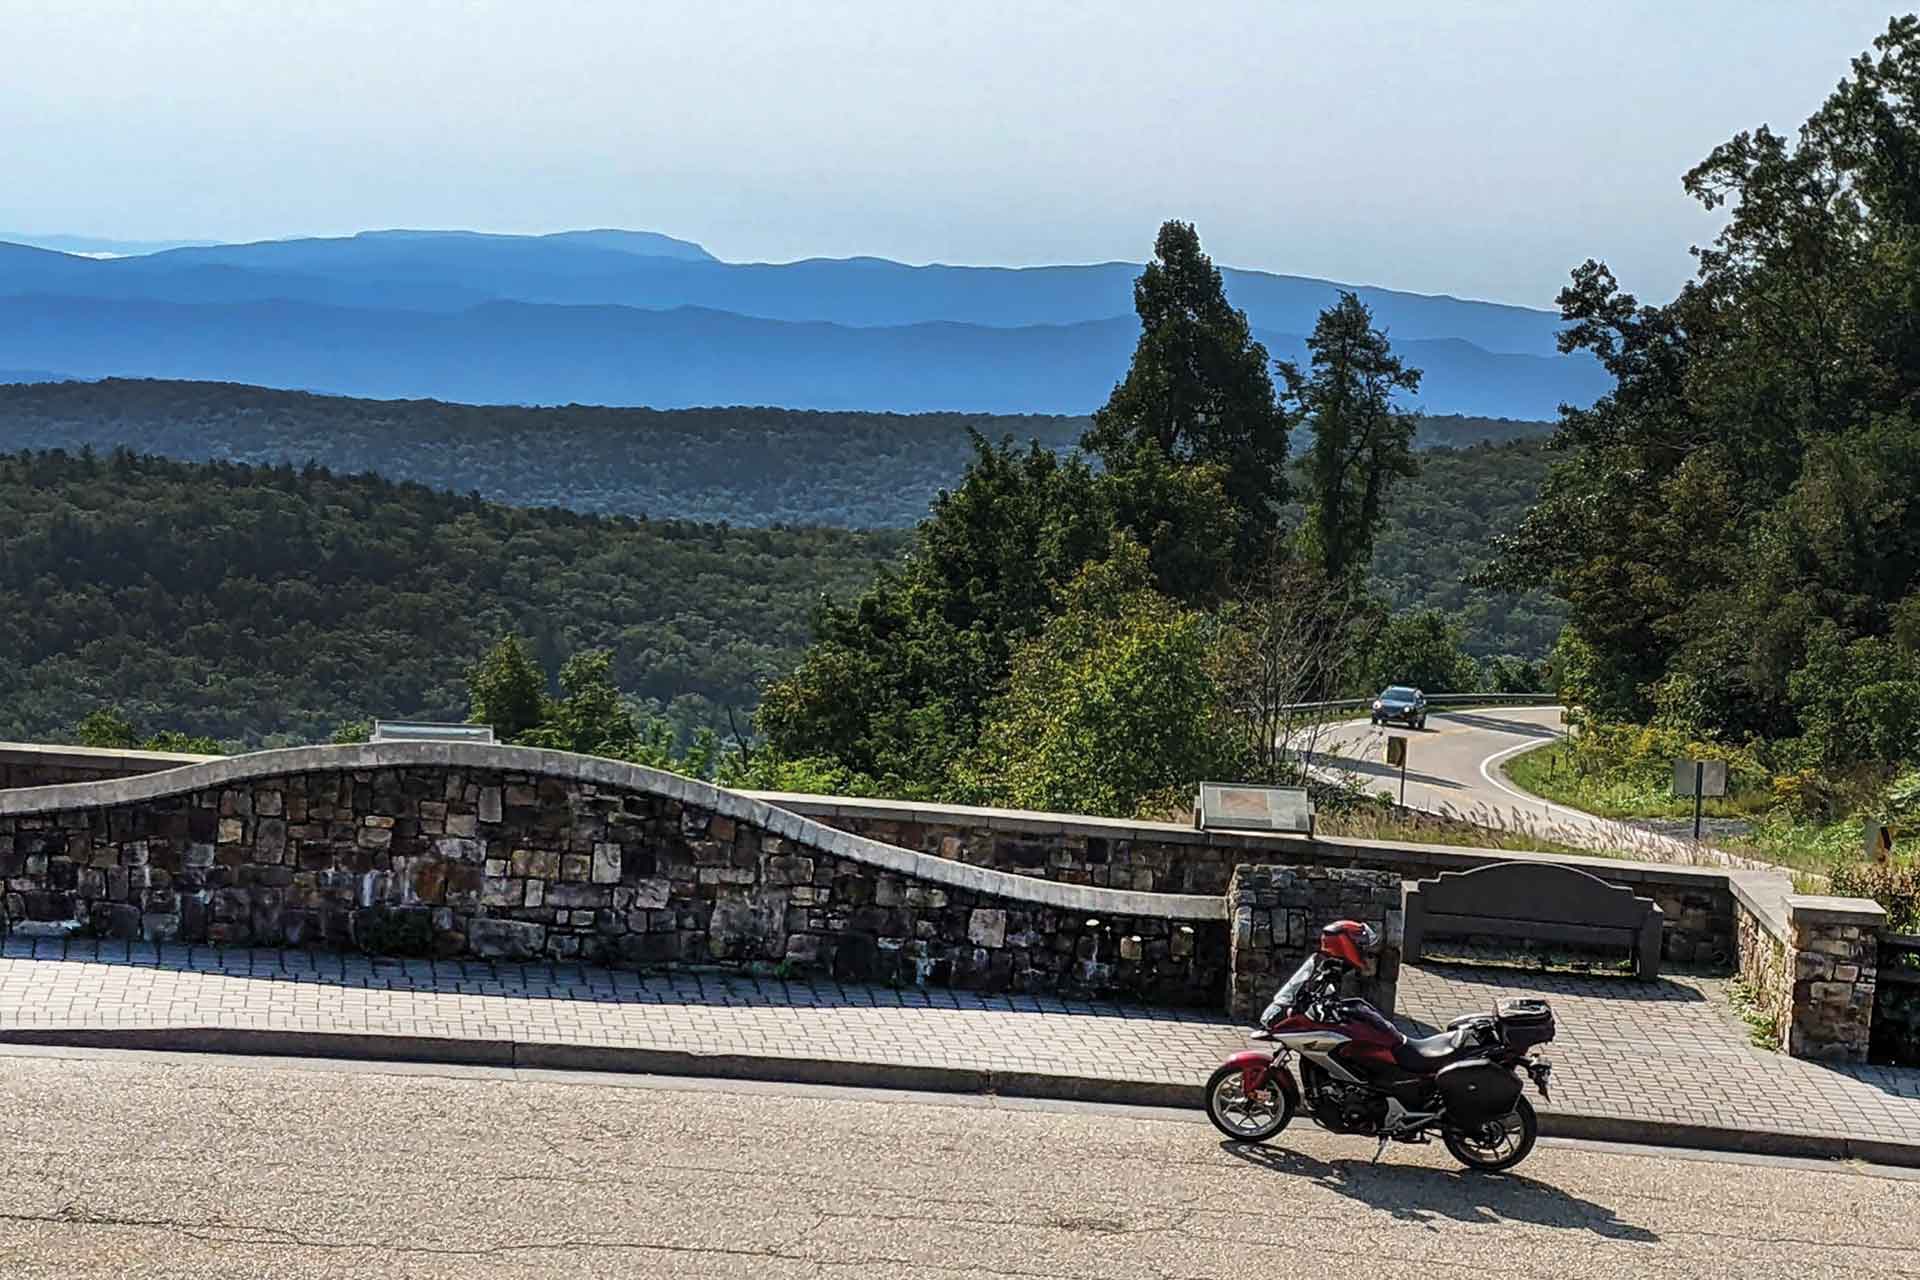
[1204, 1063, 1294, 1143]
[1443, 1096, 1537, 1172]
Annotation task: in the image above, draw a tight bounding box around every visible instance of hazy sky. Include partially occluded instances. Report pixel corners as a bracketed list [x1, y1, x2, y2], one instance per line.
[3, 1, 1905, 306]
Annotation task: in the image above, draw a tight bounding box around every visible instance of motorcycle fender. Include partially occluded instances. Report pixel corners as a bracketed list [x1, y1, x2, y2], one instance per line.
[1223, 1052, 1300, 1107]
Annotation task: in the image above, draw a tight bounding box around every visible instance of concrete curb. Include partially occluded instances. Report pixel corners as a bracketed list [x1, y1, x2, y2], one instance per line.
[2, 1023, 1915, 1168]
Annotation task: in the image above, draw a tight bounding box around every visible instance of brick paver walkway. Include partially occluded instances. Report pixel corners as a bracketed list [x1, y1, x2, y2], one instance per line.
[2, 938, 1916, 1151]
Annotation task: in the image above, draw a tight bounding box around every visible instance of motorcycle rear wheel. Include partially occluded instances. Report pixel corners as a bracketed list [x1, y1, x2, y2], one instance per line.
[1204, 1063, 1294, 1143]
[1443, 1096, 1537, 1172]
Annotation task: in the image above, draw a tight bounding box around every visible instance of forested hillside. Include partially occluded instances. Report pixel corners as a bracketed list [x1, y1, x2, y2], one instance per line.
[1364, 440, 1562, 657]
[0, 450, 905, 746]
[0, 379, 1549, 528]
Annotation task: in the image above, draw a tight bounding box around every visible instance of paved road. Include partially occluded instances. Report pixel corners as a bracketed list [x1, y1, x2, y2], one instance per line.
[1310, 705, 1693, 858]
[0, 1047, 1912, 1279]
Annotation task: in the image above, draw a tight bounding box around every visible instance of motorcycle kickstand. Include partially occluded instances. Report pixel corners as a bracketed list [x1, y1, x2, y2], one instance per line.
[1371, 1134, 1390, 1165]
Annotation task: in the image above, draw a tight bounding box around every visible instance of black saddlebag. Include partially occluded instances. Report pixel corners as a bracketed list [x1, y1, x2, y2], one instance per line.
[1495, 998, 1555, 1050]
[1435, 1059, 1523, 1127]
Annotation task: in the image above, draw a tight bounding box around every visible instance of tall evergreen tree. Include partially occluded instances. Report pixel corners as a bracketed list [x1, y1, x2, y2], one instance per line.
[1280, 293, 1422, 583]
[467, 634, 547, 741]
[1083, 221, 1290, 581]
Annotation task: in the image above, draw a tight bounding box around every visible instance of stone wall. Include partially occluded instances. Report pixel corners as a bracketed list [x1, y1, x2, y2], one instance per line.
[1735, 895, 1794, 1052]
[1226, 865, 1403, 1022]
[0, 745, 1227, 1007]
[1734, 878, 1886, 1062]
[755, 793, 1738, 967]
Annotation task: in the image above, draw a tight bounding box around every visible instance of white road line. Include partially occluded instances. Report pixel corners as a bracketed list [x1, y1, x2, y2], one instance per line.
[1478, 736, 1591, 823]
[1476, 731, 1697, 857]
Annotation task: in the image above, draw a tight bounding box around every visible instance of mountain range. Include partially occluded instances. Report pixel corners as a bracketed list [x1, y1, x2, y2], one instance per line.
[0, 229, 1605, 418]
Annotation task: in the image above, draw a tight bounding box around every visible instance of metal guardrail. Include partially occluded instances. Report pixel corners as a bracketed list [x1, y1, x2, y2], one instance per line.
[1277, 693, 1557, 714]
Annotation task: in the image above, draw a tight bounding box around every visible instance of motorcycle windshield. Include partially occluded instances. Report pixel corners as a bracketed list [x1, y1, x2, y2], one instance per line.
[1258, 955, 1318, 1025]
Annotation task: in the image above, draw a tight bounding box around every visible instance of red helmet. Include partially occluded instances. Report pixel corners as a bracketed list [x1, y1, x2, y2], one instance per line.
[1318, 919, 1379, 969]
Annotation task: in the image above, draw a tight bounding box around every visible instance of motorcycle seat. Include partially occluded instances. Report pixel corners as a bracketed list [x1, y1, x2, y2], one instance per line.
[1391, 1028, 1480, 1072]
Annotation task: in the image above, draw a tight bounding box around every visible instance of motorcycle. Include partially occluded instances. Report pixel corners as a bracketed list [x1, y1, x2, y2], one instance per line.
[1205, 920, 1555, 1172]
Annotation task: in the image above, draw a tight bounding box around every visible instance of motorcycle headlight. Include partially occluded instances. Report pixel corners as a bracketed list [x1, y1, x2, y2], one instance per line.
[1371, 700, 1383, 710]
[1259, 998, 1285, 1026]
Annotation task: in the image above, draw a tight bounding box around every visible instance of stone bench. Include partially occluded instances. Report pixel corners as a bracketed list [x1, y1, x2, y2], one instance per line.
[1404, 861, 1664, 979]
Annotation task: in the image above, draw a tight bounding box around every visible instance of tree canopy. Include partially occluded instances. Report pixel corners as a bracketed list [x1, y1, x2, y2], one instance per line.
[1485, 16, 1920, 756]
[1283, 293, 1423, 583]
[0, 449, 901, 747]
[1083, 221, 1292, 581]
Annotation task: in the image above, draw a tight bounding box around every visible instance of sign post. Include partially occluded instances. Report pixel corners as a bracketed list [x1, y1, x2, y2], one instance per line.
[1672, 759, 1729, 842]
[1385, 736, 1408, 806]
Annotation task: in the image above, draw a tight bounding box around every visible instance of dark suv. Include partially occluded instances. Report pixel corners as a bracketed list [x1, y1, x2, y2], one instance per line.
[1371, 685, 1428, 729]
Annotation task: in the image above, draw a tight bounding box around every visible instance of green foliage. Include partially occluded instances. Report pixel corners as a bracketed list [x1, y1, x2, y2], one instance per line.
[1083, 221, 1291, 576]
[0, 379, 1560, 659]
[0, 449, 902, 746]
[329, 720, 372, 745]
[1363, 440, 1563, 659]
[520, 649, 639, 756]
[1358, 609, 1479, 695]
[1485, 18, 1920, 757]
[962, 540, 1245, 818]
[466, 635, 547, 742]
[141, 729, 222, 755]
[71, 708, 221, 755]
[1831, 858, 1920, 933]
[1560, 720, 1768, 799]
[465, 636, 729, 781]
[1787, 623, 1920, 769]
[74, 709, 136, 749]
[715, 751, 879, 798]
[0, 379, 1089, 530]
[756, 434, 1113, 794]
[758, 236, 1539, 805]
[1481, 655, 1550, 695]
[1281, 293, 1422, 583]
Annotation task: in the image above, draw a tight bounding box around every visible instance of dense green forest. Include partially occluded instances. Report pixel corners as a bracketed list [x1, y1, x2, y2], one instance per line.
[1362, 440, 1561, 657]
[0, 378, 1547, 528]
[0, 450, 905, 747]
[0, 378, 1559, 656]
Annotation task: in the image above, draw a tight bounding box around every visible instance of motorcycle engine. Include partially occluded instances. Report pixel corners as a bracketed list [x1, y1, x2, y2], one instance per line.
[1302, 1068, 1387, 1134]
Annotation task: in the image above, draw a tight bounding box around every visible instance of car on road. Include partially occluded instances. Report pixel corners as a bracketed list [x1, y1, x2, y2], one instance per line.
[1371, 685, 1428, 729]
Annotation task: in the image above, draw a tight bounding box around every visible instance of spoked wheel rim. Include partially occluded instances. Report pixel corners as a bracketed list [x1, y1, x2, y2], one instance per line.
[1207, 1070, 1287, 1140]
[1443, 1097, 1537, 1171]
[1454, 1111, 1524, 1163]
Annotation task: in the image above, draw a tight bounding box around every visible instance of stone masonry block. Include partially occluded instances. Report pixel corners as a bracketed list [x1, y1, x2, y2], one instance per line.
[968, 908, 1007, 949]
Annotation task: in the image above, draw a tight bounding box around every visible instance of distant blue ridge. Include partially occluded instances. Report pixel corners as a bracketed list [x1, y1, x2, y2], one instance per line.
[0, 230, 1601, 419]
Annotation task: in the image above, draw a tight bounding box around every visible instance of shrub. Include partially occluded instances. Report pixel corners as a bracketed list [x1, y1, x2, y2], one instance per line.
[1830, 858, 1920, 933]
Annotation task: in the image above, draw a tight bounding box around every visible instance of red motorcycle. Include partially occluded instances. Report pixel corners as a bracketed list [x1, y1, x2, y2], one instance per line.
[1206, 920, 1555, 1172]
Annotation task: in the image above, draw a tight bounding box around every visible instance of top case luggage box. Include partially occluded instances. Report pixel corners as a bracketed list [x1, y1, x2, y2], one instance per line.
[1495, 997, 1555, 1050]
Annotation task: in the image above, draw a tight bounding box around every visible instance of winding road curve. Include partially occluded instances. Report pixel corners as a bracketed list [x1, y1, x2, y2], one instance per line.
[1307, 705, 1697, 859]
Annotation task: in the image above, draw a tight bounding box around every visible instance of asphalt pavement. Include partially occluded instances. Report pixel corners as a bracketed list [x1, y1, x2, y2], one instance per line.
[0, 1045, 1911, 1278]
[1309, 705, 1696, 858]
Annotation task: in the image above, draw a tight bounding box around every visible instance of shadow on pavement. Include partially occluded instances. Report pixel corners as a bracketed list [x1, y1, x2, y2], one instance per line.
[1307, 757, 1466, 790]
[1438, 712, 1563, 740]
[1393, 963, 1710, 1039]
[1220, 1141, 1660, 1241]
[0, 937, 1241, 1025]
[1807, 1057, 1920, 1100]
